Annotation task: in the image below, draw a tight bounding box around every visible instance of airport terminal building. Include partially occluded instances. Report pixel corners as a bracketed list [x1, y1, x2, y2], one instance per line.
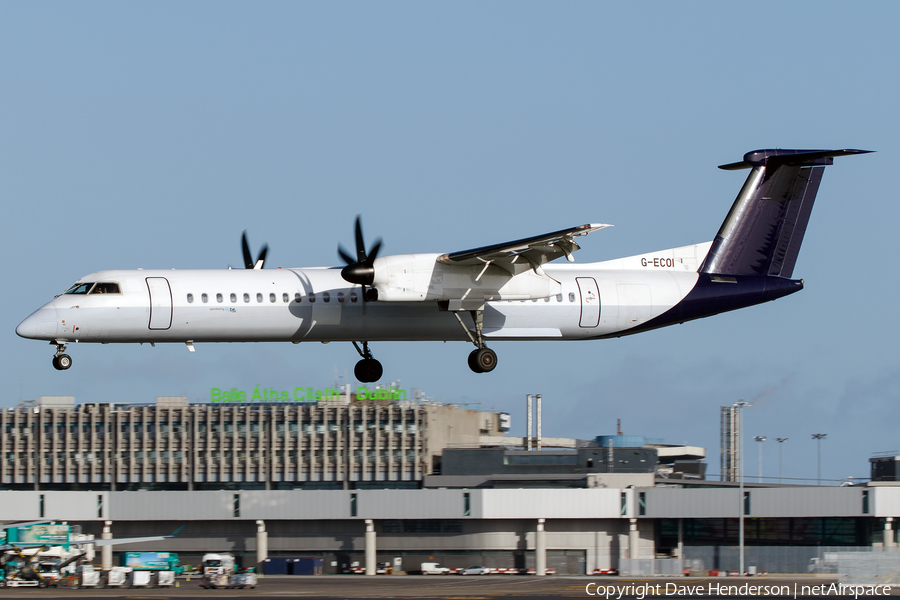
[1, 395, 898, 575]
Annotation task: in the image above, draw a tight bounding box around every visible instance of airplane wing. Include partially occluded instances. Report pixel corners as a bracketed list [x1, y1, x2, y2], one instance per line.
[437, 223, 611, 276]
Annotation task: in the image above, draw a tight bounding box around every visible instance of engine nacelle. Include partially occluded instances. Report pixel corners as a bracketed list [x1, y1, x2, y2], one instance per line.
[370, 254, 561, 302]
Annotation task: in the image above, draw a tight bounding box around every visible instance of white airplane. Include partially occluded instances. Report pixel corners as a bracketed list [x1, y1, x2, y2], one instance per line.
[17, 148, 869, 382]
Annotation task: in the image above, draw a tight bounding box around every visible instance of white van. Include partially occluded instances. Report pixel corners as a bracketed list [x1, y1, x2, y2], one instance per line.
[420, 562, 450, 575]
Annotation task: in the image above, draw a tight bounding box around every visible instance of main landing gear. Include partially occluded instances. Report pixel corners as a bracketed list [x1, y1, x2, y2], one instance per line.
[453, 309, 498, 374]
[51, 342, 72, 371]
[352, 341, 383, 383]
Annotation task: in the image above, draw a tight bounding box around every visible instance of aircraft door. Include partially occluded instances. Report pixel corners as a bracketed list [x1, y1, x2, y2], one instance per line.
[146, 277, 173, 330]
[576, 277, 601, 328]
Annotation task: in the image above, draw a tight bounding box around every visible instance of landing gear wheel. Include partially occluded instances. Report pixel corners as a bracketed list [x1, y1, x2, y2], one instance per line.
[468, 348, 497, 373]
[468, 349, 484, 373]
[53, 354, 72, 371]
[354, 358, 383, 383]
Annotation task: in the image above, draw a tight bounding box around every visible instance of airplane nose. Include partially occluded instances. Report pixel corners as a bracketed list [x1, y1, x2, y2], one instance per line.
[16, 308, 58, 340]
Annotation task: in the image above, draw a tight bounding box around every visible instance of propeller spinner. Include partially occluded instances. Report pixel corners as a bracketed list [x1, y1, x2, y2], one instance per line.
[338, 215, 382, 300]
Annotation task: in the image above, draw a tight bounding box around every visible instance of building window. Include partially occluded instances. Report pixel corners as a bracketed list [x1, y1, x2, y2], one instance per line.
[863, 490, 870, 514]
[98, 494, 104, 518]
[350, 493, 357, 517]
[620, 491, 627, 516]
[744, 491, 751, 516]
[638, 492, 646, 516]
[463, 492, 470, 517]
[233, 493, 240, 518]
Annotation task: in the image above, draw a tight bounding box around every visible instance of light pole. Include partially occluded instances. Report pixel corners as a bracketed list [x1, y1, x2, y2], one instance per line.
[735, 400, 750, 575]
[754, 436, 766, 483]
[776, 438, 788, 484]
[812, 433, 827, 485]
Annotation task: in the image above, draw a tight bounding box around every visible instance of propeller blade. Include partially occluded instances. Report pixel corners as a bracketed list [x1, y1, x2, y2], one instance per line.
[255, 244, 268, 269]
[241, 231, 254, 269]
[367, 238, 382, 264]
[354, 215, 367, 263]
[338, 244, 355, 266]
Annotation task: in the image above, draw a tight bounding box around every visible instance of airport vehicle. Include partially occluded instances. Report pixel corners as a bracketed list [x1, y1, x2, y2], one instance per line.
[0, 522, 183, 588]
[459, 565, 490, 576]
[420, 562, 450, 575]
[16, 149, 870, 380]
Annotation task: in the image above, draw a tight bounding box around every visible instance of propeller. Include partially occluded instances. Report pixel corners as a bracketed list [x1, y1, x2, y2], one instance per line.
[242, 231, 268, 269]
[338, 215, 382, 301]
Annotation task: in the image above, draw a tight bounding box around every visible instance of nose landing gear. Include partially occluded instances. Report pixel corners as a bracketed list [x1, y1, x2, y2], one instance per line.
[352, 341, 383, 383]
[51, 343, 72, 371]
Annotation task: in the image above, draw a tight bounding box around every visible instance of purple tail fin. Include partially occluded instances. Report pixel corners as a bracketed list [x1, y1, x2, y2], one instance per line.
[700, 149, 871, 278]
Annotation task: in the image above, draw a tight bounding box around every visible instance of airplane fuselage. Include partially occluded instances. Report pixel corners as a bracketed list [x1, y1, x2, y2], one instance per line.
[18, 148, 868, 377]
[16, 241, 800, 348]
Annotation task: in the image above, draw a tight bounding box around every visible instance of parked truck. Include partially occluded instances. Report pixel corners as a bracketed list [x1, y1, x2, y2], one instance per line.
[122, 552, 183, 587]
[200, 553, 256, 589]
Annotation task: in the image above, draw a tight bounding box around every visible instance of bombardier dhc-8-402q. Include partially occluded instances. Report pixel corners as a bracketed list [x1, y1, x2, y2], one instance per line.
[17, 148, 870, 382]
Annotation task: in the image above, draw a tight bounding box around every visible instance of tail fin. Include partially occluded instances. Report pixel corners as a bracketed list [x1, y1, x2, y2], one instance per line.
[699, 148, 871, 277]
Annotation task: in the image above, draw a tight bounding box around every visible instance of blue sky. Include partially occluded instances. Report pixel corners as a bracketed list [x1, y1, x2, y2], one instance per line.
[3, 2, 897, 485]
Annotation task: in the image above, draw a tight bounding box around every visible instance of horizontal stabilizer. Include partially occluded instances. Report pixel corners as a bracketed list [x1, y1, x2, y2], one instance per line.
[718, 148, 872, 171]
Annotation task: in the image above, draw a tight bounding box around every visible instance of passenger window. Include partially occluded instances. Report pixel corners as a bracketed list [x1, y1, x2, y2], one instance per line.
[557, 294, 563, 302]
[322, 292, 330, 303]
[257, 293, 263, 303]
[294, 293, 301, 303]
[91, 282, 120, 294]
[230, 293, 237, 303]
[216, 293, 223, 303]
[569, 292, 576, 302]
[269, 293, 276, 303]
[308, 293, 316, 303]
[283, 293, 289, 303]
[187, 294, 194, 303]
[243, 293, 250, 303]
[350, 291, 358, 303]
[544, 297, 550, 302]
[337, 292, 345, 303]
[64, 282, 95, 295]
[202, 293, 209, 303]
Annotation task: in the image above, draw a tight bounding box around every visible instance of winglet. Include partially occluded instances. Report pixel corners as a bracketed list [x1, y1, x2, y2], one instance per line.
[167, 525, 185, 538]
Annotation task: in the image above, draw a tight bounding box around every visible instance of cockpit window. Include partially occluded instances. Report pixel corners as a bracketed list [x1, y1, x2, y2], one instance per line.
[90, 282, 120, 294]
[64, 282, 95, 295]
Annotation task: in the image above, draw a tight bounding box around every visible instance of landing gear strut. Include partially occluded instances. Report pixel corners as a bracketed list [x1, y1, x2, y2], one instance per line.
[51, 342, 72, 371]
[352, 341, 383, 383]
[453, 309, 498, 374]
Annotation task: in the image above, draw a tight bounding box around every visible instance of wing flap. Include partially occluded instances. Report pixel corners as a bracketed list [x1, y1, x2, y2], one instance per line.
[438, 224, 611, 274]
